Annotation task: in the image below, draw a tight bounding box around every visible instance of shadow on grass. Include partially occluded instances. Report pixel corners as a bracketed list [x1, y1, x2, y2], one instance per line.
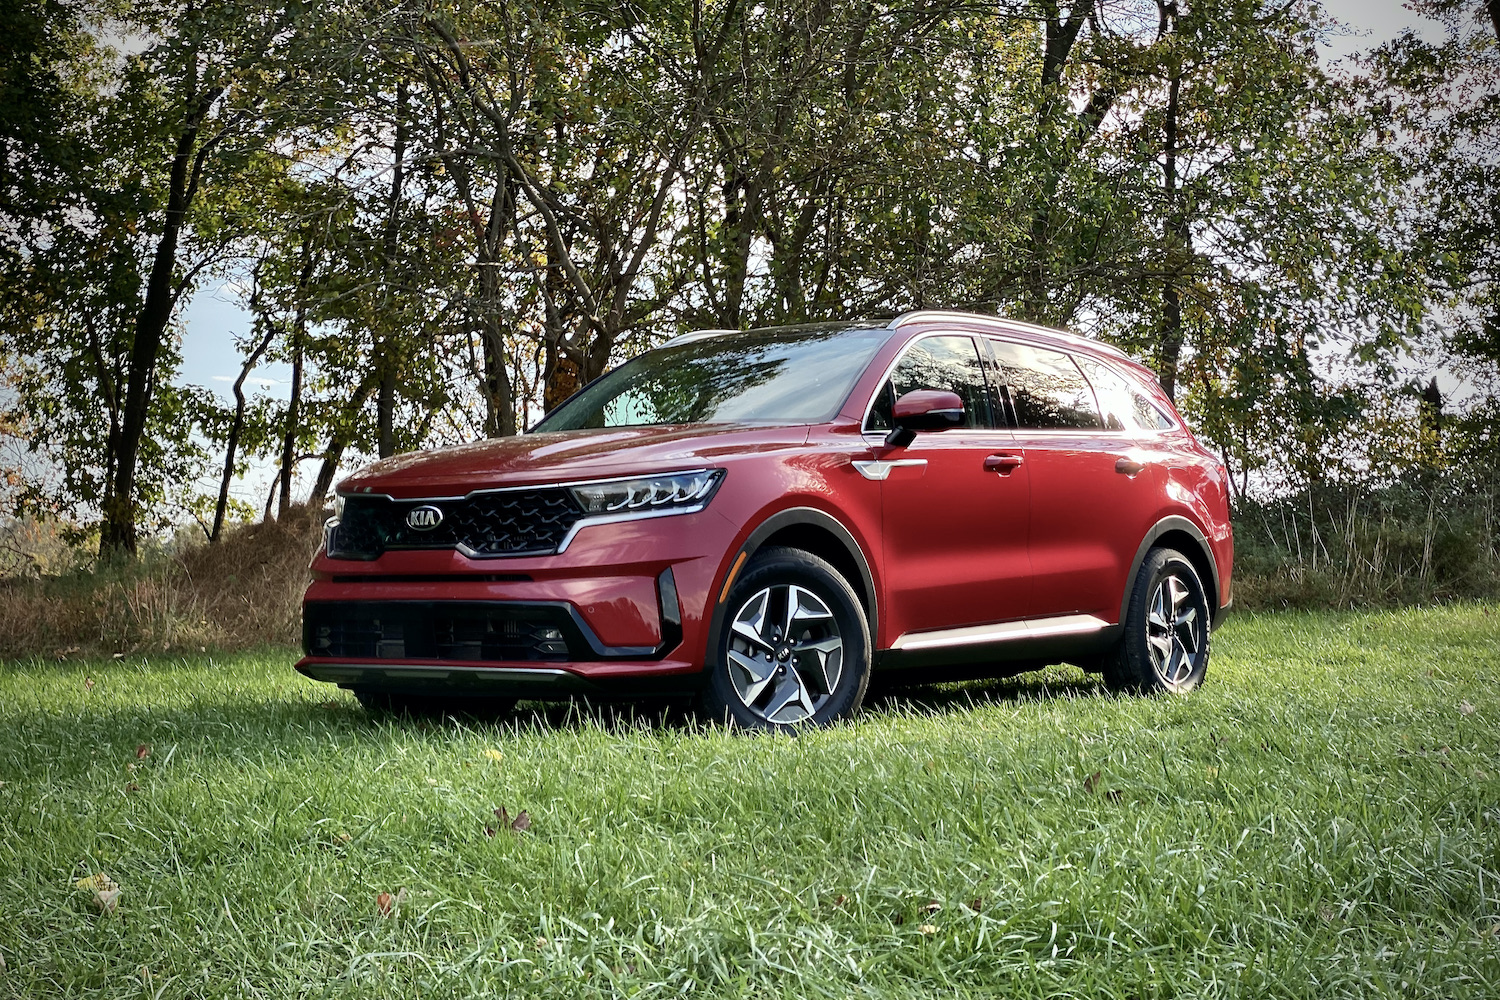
[0, 664, 1114, 765]
[867, 669, 1110, 716]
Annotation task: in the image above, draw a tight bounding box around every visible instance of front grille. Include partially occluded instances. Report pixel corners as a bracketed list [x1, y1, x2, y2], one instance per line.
[303, 602, 582, 662]
[329, 489, 583, 560]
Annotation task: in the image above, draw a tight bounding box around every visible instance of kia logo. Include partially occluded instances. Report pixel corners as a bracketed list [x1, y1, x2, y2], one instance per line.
[406, 505, 444, 531]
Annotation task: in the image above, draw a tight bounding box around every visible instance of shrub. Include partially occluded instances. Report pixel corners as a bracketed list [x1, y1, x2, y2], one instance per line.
[0, 505, 324, 660]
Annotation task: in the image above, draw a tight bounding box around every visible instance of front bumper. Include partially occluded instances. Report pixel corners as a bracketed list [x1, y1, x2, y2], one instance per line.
[296, 509, 737, 697]
[294, 657, 701, 697]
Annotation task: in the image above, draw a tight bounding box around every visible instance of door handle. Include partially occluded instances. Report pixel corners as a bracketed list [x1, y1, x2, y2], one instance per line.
[984, 453, 1024, 475]
[1115, 457, 1145, 476]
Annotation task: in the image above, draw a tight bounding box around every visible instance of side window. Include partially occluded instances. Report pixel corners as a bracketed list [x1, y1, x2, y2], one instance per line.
[990, 341, 1103, 430]
[865, 335, 992, 430]
[1131, 391, 1176, 431]
[1074, 357, 1136, 432]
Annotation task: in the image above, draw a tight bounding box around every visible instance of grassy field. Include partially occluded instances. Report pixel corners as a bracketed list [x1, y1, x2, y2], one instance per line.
[1, 606, 1497, 998]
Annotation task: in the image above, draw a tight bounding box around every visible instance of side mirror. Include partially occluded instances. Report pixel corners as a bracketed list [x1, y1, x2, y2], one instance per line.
[885, 390, 964, 448]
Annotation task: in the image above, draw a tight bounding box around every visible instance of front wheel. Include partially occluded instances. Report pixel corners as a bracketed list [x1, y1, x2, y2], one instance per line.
[700, 547, 871, 731]
[1104, 547, 1211, 694]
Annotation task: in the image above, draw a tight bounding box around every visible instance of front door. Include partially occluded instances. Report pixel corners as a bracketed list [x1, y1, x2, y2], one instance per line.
[865, 333, 1034, 641]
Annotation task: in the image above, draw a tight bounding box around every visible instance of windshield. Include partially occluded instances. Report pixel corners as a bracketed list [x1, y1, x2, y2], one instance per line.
[534, 325, 889, 431]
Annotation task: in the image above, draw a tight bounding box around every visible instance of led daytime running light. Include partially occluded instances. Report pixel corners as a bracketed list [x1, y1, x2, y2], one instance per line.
[569, 471, 722, 516]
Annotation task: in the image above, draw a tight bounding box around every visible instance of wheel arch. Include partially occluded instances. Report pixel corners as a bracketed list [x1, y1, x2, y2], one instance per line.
[706, 508, 878, 666]
[1121, 516, 1224, 630]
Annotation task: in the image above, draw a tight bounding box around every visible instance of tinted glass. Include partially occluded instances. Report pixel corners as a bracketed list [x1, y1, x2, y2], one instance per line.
[1075, 357, 1136, 432]
[535, 326, 887, 430]
[1131, 392, 1176, 431]
[990, 341, 1103, 430]
[865, 335, 991, 430]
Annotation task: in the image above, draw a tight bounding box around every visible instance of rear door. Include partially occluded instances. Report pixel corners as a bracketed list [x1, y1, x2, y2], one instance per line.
[865, 334, 1033, 640]
[985, 339, 1154, 622]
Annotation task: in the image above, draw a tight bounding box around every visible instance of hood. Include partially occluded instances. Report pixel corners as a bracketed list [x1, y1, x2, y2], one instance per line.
[336, 424, 813, 499]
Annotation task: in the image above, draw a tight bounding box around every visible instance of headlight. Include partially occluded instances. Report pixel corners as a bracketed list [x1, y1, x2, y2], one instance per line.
[569, 470, 724, 516]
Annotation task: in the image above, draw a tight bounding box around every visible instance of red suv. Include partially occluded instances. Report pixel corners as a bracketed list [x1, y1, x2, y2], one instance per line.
[298, 311, 1233, 729]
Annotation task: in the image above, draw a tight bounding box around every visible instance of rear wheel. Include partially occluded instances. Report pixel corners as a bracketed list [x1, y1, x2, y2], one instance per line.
[1104, 547, 1211, 694]
[351, 689, 517, 719]
[701, 547, 871, 730]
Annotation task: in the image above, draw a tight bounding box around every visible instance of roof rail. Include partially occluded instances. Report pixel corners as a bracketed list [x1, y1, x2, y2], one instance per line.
[659, 328, 739, 348]
[889, 310, 1130, 360]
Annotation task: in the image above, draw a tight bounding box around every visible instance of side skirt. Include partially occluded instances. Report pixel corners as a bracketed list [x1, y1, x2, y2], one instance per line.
[875, 613, 1121, 673]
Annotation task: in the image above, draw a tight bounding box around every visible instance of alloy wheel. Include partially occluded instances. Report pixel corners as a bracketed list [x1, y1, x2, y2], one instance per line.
[726, 584, 845, 725]
[1146, 573, 1205, 687]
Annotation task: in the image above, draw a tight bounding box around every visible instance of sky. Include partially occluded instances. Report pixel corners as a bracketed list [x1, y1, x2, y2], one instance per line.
[172, 0, 1453, 506]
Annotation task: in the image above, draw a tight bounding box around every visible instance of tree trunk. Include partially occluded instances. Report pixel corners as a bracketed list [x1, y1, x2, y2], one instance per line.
[278, 234, 315, 518]
[278, 327, 304, 518]
[1156, 65, 1189, 402]
[376, 77, 408, 459]
[308, 371, 380, 503]
[99, 87, 222, 556]
[211, 317, 276, 541]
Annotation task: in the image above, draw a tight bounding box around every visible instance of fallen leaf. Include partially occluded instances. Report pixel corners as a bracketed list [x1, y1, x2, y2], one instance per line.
[84, 675, 94, 689]
[337, 832, 351, 843]
[1106, 789, 1123, 803]
[918, 923, 938, 935]
[483, 749, 504, 762]
[1460, 700, 1477, 716]
[535, 937, 548, 949]
[833, 894, 848, 907]
[1083, 771, 1101, 794]
[376, 891, 395, 916]
[135, 744, 150, 760]
[125, 782, 139, 793]
[75, 873, 120, 913]
[483, 826, 496, 838]
[112, 652, 124, 659]
[967, 898, 983, 912]
[920, 899, 941, 914]
[494, 807, 531, 833]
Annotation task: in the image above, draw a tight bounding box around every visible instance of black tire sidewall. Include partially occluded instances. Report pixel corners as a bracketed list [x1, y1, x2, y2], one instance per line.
[703, 547, 871, 730]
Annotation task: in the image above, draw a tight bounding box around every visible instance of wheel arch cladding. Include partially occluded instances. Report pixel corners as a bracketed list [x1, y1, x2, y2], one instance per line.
[1121, 517, 1221, 626]
[731, 508, 877, 639]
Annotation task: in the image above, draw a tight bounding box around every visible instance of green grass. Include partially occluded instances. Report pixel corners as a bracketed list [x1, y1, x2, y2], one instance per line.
[2, 606, 1498, 998]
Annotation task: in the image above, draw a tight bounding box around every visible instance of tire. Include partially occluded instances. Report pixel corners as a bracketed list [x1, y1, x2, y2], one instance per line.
[352, 689, 517, 719]
[1103, 546, 1212, 694]
[700, 546, 871, 731]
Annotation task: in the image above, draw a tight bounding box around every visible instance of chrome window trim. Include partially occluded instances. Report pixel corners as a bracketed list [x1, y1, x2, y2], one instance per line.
[889, 310, 1130, 360]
